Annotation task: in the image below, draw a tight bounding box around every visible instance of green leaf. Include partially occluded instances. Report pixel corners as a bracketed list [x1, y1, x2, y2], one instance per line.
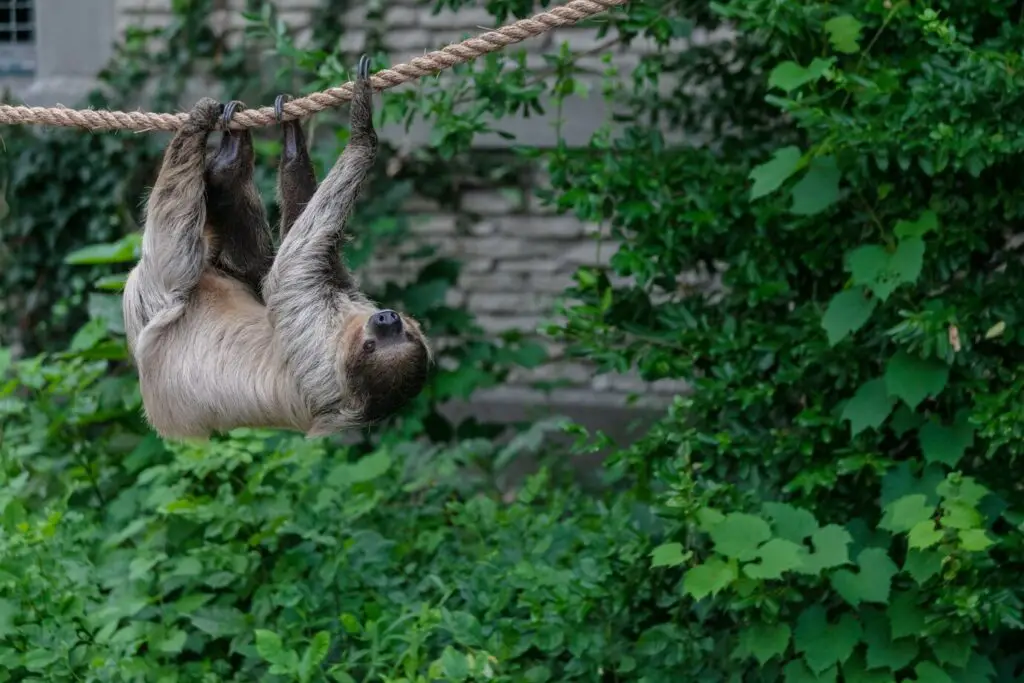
[190, 606, 247, 638]
[950, 652, 996, 683]
[769, 61, 812, 92]
[750, 146, 802, 200]
[683, 557, 737, 600]
[795, 605, 862, 674]
[785, 659, 838, 683]
[841, 379, 896, 436]
[867, 638, 919, 672]
[931, 632, 973, 669]
[69, 317, 108, 353]
[863, 610, 919, 671]
[940, 475, 989, 506]
[895, 210, 939, 239]
[445, 611, 483, 648]
[651, 542, 689, 568]
[889, 237, 925, 286]
[907, 520, 944, 550]
[847, 245, 889, 286]
[328, 449, 393, 487]
[941, 500, 981, 529]
[524, 665, 552, 683]
[831, 548, 898, 606]
[768, 58, 833, 92]
[790, 155, 841, 215]
[880, 461, 944, 509]
[0, 599, 13, 638]
[172, 593, 213, 615]
[440, 647, 470, 681]
[845, 239, 925, 302]
[884, 351, 949, 410]
[339, 613, 361, 634]
[913, 661, 955, 683]
[822, 287, 877, 346]
[958, 528, 994, 552]
[919, 419, 974, 467]
[710, 512, 772, 560]
[255, 629, 286, 663]
[879, 494, 936, 534]
[825, 14, 864, 53]
[890, 405, 925, 437]
[800, 524, 853, 574]
[903, 549, 943, 585]
[156, 629, 188, 654]
[843, 653, 897, 683]
[304, 631, 330, 669]
[64, 234, 140, 265]
[23, 649, 60, 670]
[738, 622, 791, 665]
[887, 591, 927, 640]
[94, 273, 129, 292]
[745, 538, 805, 579]
[696, 507, 726, 531]
[762, 502, 819, 543]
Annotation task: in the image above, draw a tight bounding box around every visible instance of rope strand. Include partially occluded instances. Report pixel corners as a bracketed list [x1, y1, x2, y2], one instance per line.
[0, 0, 626, 132]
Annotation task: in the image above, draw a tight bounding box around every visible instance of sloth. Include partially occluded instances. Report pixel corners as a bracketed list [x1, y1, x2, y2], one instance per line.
[122, 55, 431, 440]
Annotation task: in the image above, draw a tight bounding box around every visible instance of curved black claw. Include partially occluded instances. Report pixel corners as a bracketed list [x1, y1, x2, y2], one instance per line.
[222, 100, 245, 129]
[274, 94, 292, 123]
[357, 53, 371, 81]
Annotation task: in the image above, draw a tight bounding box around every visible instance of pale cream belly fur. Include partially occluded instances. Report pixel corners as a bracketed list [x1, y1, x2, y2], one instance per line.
[134, 272, 311, 439]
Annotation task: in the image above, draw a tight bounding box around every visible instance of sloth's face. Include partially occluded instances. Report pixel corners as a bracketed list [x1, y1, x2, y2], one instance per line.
[340, 309, 431, 424]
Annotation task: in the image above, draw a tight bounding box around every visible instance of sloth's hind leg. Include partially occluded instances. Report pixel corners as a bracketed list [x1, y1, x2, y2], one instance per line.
[205, 100, 275, 300]
[275, 94, 319, 242]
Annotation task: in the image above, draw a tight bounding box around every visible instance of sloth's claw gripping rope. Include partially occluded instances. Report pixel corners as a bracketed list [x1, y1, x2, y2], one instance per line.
[0, 0, 626, 132]
[222, 100, 244, 129]
[357, 54, 371, 81]
[273, 95, 291, 124]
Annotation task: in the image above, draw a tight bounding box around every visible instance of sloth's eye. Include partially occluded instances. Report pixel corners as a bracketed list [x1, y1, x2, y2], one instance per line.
[363, 339, 376, 353]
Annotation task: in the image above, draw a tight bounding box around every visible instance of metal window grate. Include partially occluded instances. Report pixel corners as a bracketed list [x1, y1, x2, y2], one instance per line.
[0, 0, 34, 74]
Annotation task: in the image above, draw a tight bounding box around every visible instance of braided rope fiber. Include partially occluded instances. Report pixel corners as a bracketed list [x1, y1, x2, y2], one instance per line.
[0, 0, 626, 132]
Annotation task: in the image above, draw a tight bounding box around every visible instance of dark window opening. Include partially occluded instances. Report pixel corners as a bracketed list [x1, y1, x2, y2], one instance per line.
[0, 0, 35, 74]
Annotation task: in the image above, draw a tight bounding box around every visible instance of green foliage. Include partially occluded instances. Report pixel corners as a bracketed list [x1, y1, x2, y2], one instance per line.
[1, 340, 659, 681]
[538, 0, 1024, 678]
[6, 0, 1024, 680]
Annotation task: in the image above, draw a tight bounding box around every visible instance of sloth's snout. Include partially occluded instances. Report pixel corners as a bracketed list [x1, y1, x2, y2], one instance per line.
[369, 309, 403, 338]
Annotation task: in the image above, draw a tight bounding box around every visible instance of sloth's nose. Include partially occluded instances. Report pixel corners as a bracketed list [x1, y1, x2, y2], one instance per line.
[370, 309, 403, 337]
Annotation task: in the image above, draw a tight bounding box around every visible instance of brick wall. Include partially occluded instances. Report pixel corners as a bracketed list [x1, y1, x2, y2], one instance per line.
[115, 0, 709, 411]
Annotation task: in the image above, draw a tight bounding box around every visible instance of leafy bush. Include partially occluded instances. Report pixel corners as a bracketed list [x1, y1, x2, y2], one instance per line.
[547, 0, 1024, 679]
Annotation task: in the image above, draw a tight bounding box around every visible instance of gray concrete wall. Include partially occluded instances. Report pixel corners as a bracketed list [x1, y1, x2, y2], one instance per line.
[1, 0, 117, 104]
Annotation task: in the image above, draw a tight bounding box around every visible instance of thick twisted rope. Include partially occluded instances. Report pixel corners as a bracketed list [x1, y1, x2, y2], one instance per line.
[0, 0, 625, 132]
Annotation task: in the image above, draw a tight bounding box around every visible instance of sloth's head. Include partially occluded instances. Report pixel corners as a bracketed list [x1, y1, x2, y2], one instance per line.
[338, 308, 431, 425]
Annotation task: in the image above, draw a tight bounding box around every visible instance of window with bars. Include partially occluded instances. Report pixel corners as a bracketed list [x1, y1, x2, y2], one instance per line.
[0, 0, 34, 74]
